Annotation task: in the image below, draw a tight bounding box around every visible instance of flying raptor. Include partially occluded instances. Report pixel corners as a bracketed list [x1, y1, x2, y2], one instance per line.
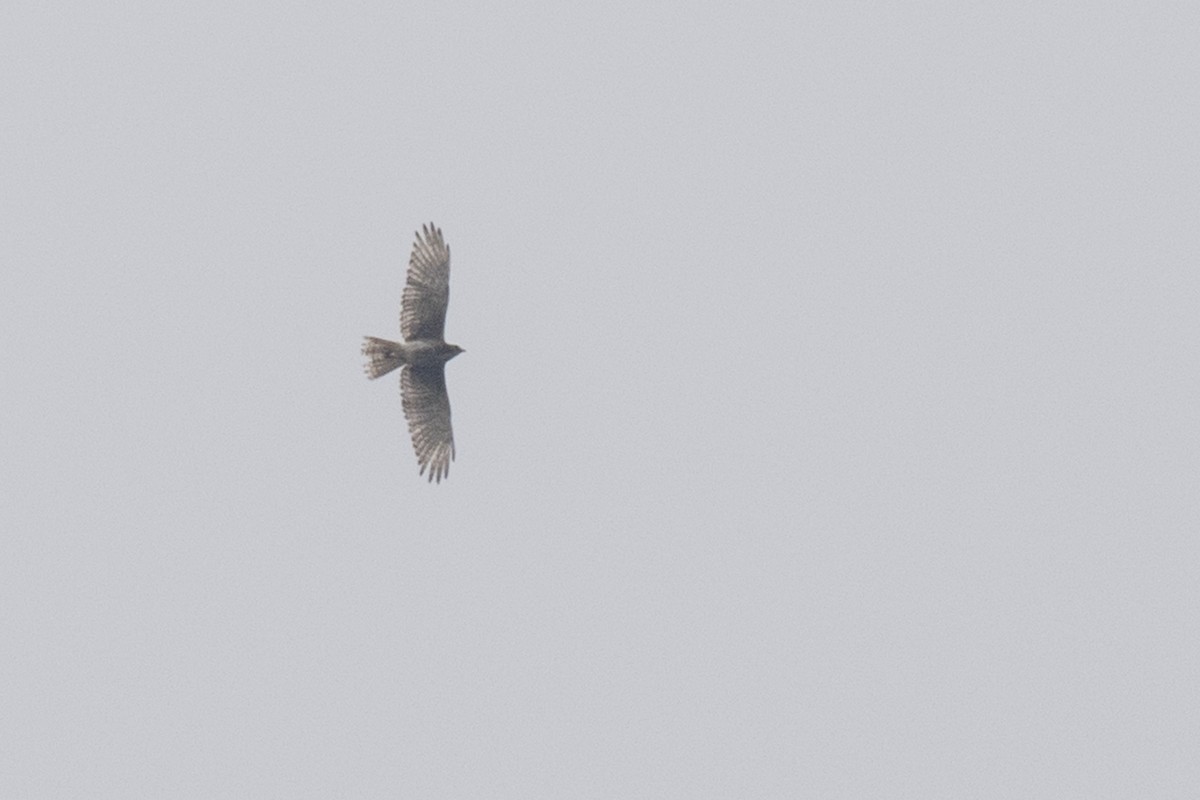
[362, 223, 463, 483]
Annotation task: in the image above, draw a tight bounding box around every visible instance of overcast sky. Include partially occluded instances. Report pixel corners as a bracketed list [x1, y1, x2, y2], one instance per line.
[2, 3, 1198, 797]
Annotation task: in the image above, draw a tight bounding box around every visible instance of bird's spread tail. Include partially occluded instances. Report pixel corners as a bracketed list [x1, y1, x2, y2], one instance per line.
[362, 336, 406, 379]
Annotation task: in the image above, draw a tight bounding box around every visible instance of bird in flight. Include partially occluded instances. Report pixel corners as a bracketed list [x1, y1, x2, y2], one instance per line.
[362, 223, 464, 483]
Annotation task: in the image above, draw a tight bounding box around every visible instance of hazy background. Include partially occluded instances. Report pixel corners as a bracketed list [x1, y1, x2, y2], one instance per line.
[2, 2, 1197, 797]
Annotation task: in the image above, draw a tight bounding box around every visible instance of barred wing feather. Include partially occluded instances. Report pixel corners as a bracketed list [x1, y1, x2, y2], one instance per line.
[401, 223, 451, 341]
[400, 364, 455, 483]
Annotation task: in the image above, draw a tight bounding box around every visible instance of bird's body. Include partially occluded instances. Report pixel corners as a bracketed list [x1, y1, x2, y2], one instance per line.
[362, 337, 461, 375]
[362, 223, 463, 483]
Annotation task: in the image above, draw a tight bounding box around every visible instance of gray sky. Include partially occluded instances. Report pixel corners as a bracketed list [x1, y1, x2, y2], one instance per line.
[2, 3, 1198, 797]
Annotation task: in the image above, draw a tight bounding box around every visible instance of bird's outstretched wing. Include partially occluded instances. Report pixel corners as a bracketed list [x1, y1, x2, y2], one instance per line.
[401, 223, 451, 341]
[400, 364, 455, 483]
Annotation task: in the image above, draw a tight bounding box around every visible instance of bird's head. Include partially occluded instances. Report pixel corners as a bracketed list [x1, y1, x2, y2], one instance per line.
[446, 344, 465, 360]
